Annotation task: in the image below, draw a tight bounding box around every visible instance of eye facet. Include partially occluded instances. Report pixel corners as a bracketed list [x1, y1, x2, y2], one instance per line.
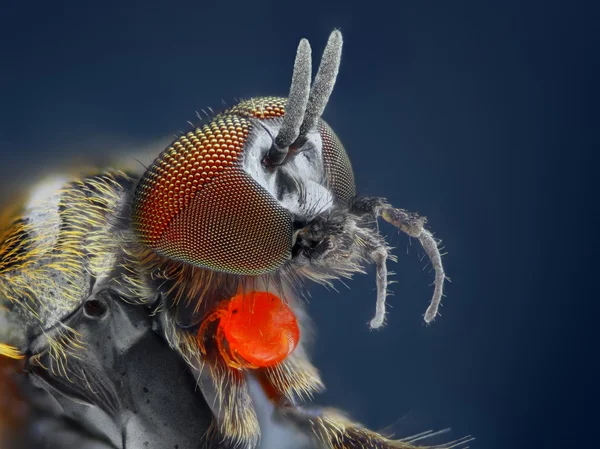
[132, 112, 293, 275]
[318, 119, 356, 206]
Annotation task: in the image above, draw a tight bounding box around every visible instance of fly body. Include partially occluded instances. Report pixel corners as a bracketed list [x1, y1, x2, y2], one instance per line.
[0, 31, 467, 449]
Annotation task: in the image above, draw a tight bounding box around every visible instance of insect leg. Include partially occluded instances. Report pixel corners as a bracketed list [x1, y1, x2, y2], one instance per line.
[281, 405, 463, 449]
[379, 206, 446, 323]
[260, 341, 325, 404]
[157, 310, 261, 449]
[352, 196, 447, 324]
[370, 246, 390, 329]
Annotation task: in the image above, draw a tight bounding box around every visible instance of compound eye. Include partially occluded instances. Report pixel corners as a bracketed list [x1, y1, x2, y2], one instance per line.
[318, 119, 356, 206]
[132, 115, 293, 275]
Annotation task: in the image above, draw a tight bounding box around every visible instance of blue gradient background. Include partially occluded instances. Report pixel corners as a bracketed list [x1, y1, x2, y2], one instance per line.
[0, 1, 597, 448]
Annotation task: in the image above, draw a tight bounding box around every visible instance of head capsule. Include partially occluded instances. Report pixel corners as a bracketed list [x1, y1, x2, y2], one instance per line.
[132, 31, 355, 276]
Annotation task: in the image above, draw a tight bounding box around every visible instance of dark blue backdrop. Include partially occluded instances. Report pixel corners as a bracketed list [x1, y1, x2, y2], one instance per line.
[1, 1, 597, 448]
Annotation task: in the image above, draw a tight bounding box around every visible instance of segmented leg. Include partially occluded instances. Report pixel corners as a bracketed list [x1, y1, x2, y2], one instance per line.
[281, 405, 470, 449]
[200, 355, 260, 449]
[222, 337, 258, 371]
[260, 341, 325, 404]
[379, 206, 446, 323]
[352, 197, 447, 325]
[370, 246, 390, 329]
[197, 309, 224, 356]
[158, 309, 261, 449]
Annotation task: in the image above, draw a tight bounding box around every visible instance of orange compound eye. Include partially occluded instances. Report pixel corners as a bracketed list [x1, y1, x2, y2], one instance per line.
[197, 291, 300, 370]
[131, 111, 293, 276]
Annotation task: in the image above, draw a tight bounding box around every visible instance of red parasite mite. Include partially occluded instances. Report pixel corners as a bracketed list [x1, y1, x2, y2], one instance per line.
[197, 291, 300, 370]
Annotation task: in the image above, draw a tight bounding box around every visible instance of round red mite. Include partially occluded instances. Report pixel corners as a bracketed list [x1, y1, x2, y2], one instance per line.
[197, 291, 300, 370]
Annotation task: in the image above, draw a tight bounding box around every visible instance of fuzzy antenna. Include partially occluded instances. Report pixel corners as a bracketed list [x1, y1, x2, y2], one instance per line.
[269, 30, 343, 166]
[271, 39, 312, 163]
[299, 30, 343, 136]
